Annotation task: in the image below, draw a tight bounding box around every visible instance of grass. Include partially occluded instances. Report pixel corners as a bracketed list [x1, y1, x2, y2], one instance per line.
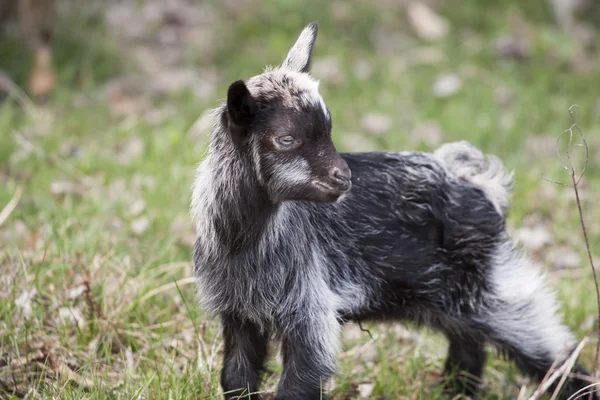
[1, 0, 600, 398]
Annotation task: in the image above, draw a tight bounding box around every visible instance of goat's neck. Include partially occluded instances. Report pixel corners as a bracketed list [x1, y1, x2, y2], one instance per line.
[206, 123, 278, 252]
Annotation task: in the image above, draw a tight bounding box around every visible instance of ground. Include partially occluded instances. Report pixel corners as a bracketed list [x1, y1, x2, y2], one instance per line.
[1, 0, 600, 399]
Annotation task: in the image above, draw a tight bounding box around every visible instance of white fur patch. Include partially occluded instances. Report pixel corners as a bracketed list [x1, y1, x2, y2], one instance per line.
[434, 141, 513, 216]
[246, 22, 327, 120]
[318, 96, 329, 120]
[313, 248, 367, 315]
[247, 69, 330, 121]
[250, 137, 265, 184]
[190, 158, 214, 236]
[483, 241, 575, 363]
[277, 158, 312, 183]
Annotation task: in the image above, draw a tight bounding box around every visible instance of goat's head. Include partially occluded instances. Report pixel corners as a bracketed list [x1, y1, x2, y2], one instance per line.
[224, 22, 351, 203]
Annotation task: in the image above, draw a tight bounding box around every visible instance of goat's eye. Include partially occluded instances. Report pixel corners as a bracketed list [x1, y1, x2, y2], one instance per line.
[277, 135, 297, 147]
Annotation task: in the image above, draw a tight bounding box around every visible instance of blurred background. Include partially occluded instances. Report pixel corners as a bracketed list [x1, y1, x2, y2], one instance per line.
[1, 0, 600, 398]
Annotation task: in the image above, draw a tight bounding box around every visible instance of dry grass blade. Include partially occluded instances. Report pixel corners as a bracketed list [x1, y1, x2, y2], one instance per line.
[551, 339, 590, 400]
[0, 186, 23, 227]
[15, 133, 83, 181]
[55, 361, 95, 388]
[536, 352, 565, 396]
[567, 383, 600, 400]
[0, 73, 37, 112]
[138, 276, 196, 303]
[529, 338, 587, 400]
[518, 384, 528, 400]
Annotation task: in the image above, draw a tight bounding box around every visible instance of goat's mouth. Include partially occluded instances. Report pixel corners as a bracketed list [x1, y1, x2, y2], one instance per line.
[312, 180, 352, 195]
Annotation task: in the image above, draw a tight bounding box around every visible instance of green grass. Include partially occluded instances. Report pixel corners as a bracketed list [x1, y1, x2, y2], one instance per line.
[1, 0, 600, 398]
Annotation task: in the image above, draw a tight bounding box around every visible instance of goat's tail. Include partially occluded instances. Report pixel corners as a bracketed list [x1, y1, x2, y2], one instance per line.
[434, 141, 514, 217]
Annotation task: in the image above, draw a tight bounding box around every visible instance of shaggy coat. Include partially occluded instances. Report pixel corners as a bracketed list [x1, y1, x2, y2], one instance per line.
[191, 23, 597, 400]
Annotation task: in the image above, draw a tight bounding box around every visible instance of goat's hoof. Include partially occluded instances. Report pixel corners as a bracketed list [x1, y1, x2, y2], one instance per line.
[438, 376, 480, 399]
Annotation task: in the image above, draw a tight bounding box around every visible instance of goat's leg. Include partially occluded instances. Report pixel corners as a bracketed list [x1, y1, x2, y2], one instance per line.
[275, 312, 340, 400]
[442, 332, 487, 398]
[220, 314, 270, 400]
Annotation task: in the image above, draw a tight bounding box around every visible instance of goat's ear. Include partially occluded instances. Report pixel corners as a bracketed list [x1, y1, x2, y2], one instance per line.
[282, 22, 318, 73]
[226, 80, 257, 133]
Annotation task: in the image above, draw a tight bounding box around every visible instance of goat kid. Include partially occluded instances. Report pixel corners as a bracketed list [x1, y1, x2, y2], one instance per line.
[191, 23, 597, 400]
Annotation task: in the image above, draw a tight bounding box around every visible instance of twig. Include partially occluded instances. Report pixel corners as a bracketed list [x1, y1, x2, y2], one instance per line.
[566, 107, 599, 388]
[530, 338, 587, 400]
[358, 320, 374, 340]
[541, 105, 600, 400]
[571, 153, 600, 400]
[0, 186, 23, 227]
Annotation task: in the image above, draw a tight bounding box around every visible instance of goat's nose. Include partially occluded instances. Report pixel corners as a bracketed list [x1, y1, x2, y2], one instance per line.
[331, 166, 351, 183]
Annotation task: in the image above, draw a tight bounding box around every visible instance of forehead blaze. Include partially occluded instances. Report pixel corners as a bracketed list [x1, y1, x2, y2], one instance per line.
[247, 70, 331, 121]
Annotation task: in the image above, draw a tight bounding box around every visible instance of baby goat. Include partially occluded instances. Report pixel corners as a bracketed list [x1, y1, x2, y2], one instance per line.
[191, 23, 597, 400]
